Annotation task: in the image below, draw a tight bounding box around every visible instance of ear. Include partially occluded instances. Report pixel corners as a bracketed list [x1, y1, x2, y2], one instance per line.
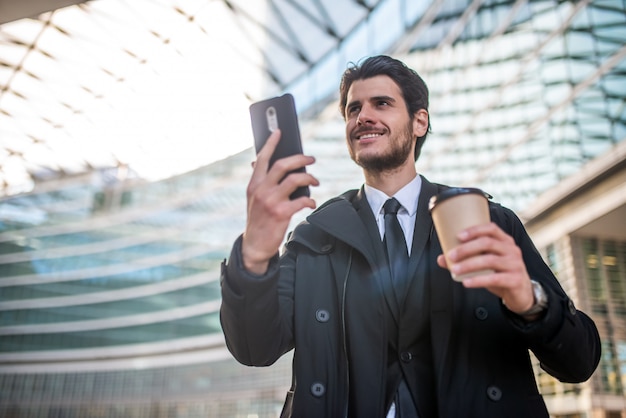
[412, 109, 429, 138]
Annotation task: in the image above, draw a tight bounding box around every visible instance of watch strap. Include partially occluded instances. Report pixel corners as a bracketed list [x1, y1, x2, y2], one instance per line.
[518, 279, 548, 317]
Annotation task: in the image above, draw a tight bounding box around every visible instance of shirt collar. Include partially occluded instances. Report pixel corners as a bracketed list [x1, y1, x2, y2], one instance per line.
[364, 174, 421, 216]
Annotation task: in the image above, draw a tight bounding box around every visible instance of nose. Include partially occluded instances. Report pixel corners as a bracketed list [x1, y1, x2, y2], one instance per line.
[356, 105, 374, 126]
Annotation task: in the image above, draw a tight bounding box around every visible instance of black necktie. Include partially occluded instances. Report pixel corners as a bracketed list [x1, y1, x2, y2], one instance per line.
[384, 199, 419, 417]
[383, 198, 409, 285]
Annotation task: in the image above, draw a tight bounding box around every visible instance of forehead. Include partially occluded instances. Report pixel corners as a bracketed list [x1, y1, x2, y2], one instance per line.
[346, 75, 404, 102]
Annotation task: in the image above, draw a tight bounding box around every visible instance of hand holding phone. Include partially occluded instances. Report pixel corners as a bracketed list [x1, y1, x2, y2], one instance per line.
[249, 93, 310, 200]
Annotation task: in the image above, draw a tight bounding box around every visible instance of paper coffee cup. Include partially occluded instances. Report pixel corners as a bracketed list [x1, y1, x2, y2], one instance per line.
[429, 188, 492, 281]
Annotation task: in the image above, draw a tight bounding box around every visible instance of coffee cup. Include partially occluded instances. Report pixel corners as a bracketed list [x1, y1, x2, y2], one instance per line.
[428, 187, 492, 281]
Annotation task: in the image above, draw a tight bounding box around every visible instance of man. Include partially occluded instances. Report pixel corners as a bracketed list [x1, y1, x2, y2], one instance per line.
[220, 55, 601, 417]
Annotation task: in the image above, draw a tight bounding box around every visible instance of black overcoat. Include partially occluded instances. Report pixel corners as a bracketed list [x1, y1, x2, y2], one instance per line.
[220, 176, 601, 417]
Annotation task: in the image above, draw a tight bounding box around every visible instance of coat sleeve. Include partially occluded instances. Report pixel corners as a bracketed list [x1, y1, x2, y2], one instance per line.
[219, 234, 296, 366]
[493, 204, 602, 383]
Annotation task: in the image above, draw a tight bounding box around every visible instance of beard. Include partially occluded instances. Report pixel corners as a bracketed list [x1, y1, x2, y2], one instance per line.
[349, 121, 414, 173]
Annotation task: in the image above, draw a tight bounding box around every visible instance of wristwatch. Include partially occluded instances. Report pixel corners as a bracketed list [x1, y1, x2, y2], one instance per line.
[518, 280, 549, 318]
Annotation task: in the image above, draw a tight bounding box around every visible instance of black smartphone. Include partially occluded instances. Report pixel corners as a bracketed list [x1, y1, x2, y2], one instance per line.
[249, 93, 310, 200]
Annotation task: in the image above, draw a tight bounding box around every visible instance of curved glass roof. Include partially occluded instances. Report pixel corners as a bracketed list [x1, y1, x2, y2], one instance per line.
[2, 0, 625, 206]
[0, 0, 394, 196]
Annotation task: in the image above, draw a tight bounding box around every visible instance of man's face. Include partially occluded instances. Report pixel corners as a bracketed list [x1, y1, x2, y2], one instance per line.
[344, 75, 423, 174]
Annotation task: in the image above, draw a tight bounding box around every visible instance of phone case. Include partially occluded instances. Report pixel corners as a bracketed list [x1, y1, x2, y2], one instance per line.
[249, 93, 309, 199]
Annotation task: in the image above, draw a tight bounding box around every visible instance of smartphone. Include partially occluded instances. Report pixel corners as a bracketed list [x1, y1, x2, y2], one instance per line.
[249, 93, 310, 200]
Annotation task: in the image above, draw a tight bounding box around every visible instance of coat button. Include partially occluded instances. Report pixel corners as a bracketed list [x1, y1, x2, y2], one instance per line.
[400, 351, 413, 363]
[310, 382, 325, 397]
[475, 307, 488, 320]
[320, 244, 333, 253]
[315, 309, 330, 322]
[486, 385, 502, 401]
[568, 299, 577, 316]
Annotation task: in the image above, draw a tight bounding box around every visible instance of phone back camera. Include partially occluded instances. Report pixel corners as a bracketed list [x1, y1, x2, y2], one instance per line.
[266, 106, 279, 132]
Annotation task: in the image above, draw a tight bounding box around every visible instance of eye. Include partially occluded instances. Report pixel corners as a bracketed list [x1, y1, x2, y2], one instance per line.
[377, 99, 390, 107]
[347, 104, 361, 116]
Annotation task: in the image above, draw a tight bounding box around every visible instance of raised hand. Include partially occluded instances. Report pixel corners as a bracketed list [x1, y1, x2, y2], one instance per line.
[242, 129, 319, 274]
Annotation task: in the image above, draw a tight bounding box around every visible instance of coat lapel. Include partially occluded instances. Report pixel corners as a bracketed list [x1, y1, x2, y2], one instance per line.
[353, 188, 401, 324]
[416, 178, 461, 395]
[307, 187, 400, 324]
[407, 177, 438, 281]
[389, 176, 439, 306]
[306, 190, 375, 261]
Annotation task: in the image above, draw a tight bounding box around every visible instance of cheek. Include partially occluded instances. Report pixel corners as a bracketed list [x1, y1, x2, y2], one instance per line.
[345, 120, 356, 137]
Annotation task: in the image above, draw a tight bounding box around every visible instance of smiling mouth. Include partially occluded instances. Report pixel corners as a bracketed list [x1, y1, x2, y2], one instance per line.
[356, 132, 383, 140]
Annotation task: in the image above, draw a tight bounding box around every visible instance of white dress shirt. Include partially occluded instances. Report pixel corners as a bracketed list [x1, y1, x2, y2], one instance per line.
[364, 174, 422, 255]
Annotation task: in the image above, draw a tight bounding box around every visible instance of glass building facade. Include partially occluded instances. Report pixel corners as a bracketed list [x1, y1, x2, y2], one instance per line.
[580, 238, 626, 396]
[1, 0, 625, 417]
[0, 154, 294, 417]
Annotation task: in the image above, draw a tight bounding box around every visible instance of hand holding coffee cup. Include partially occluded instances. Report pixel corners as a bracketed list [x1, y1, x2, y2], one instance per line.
[429, 188, 493, 281]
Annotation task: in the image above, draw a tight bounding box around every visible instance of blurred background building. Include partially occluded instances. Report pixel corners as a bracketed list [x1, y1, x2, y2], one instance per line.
[0, 0, 625, 417]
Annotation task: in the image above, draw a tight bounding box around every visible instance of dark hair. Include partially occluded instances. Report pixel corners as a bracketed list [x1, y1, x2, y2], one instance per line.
[339, 55, 431, 161]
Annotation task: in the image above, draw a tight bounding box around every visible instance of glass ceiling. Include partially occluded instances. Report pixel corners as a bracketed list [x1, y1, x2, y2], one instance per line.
[0, 0, 397, 197]
[2, 0, 624, 206]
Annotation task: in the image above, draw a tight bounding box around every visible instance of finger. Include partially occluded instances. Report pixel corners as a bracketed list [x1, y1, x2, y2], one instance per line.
[458, 222, 512, 243]
[449, 251, 498, 276]
[461, 271, 506, 292]
[451, 244, 527, 284]
[447, 236, 493, 263]
[283, 195, 317, 212]
[248, 130, 284, 195]
[274, 171, 319, 198]
[452, 227, 516, 263]
[254, 129, 282, 174]
[437, 254, 448, 269]
[460, 268, 525, 290]
[453, 238, 523, 268]
[250, 192, 317, 229]
[247, 160, 317, 219]
[461, 269, 497, 286]
[266, 154, 316, 186]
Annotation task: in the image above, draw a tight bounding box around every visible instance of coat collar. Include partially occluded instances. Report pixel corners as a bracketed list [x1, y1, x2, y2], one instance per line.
[306, 175, 440, 261]
[306, 187, 379, 263]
